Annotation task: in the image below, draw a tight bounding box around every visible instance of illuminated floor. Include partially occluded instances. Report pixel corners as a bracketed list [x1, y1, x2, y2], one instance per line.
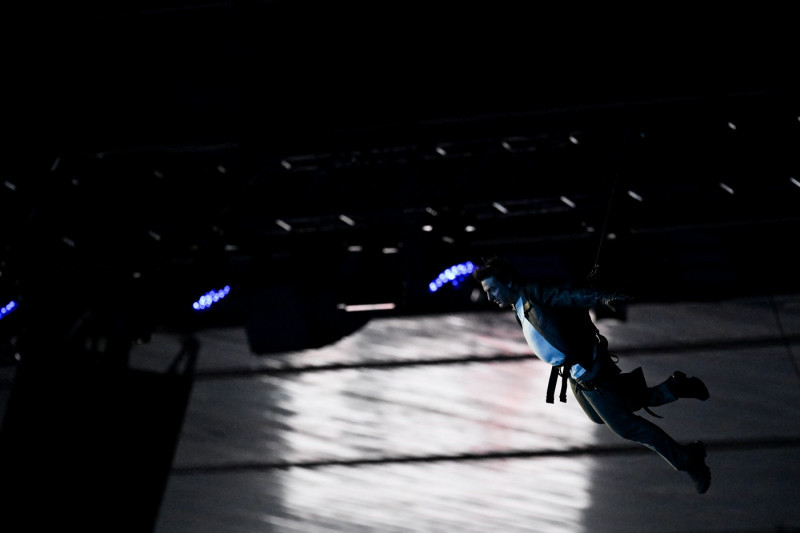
[3, 294, 799, 532]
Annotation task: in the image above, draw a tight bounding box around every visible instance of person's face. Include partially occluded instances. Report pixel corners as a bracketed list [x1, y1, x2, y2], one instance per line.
[480, 276, 517, 308]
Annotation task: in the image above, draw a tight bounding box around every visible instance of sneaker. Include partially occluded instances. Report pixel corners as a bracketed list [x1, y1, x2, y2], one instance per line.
[667, 371, 710, 401]
[685, 441, 711, 494]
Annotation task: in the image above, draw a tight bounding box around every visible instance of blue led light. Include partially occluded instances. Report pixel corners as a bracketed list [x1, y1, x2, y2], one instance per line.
[192, 285, 231, 311]
[428, 261, 475, 293]
[0, 300, 17, 320]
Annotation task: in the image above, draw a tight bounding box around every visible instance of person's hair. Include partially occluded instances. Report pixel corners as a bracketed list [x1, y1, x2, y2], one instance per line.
[471, 256, 521, 285]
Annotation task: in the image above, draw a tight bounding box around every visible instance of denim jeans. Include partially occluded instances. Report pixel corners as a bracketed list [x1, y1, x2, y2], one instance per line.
[570, 372, 692, 471]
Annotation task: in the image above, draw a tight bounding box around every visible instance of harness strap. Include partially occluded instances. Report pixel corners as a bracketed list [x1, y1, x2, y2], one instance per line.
[559, 368, 569, 403]
[546, 366, 559, 404]
[546, 365, 570, 404]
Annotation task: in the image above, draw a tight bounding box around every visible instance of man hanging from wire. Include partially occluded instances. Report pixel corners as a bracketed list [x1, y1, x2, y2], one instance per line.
[472, 256, 712, 493]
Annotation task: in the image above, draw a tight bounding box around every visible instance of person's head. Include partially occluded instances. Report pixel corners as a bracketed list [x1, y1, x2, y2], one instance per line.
[472, 256, 523, 308]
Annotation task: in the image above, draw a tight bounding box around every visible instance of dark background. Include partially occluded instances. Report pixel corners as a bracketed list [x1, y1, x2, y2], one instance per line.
[3, 2, 799, 349]
[1, 4, 799, 531]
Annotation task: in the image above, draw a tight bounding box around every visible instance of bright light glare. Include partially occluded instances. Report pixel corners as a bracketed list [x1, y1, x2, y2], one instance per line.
[338, 303, 396, 312]
[192, 285, 231, 311]
[428, 261, 475, 293]
[0, 300, 17, 319]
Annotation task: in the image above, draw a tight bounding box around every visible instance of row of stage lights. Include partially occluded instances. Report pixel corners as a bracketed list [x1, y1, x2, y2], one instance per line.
[189, 259, 477, 316]
[189, 260, 478, 311]
[428, 261, 475, 293]
[192, 285, 231, 312]
[0, 300, 17, 320]
[1, 260, 480, 327]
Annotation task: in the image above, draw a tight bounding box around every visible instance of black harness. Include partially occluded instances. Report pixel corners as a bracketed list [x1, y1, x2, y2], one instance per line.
[546, 332, 609, 404]
[547, 334, 664, 419]
[546, 366, 570, 404]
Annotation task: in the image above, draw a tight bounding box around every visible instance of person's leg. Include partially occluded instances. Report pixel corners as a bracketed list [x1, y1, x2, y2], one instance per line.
[572, 376, 711, 492]
[647, 371, 709, 407]
[580, 385, 691, 470]
[646, 382, 676, 407]
[569, 380, 604, 424]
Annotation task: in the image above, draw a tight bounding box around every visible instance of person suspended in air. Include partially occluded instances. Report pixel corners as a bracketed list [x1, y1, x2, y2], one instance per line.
[472, 256, 711, 494]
